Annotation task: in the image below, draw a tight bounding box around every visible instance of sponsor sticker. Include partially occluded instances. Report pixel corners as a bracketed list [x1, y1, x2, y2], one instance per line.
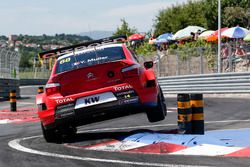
[55, 97, 74, 104]
[114, 85, 133, 92]
[115, 90, 135, 96]
[75, 92, 117, 109]
[119, 97, 139, 105]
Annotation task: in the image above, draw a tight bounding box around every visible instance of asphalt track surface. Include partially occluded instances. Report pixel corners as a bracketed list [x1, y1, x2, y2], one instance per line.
[1, 86, 250, 167]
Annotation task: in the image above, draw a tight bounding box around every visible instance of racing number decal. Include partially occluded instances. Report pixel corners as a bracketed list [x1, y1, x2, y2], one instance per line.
[60, 57, 71, 64]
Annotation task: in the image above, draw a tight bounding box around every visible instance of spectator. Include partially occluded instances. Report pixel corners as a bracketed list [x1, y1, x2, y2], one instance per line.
[233, 45, 249, 66]
[221, 45, 230, 71]
[221, 45, 229, 59]
[194, 29, 201, 40]
[190, 32, 195, 41]
[235, 45, 246, 58]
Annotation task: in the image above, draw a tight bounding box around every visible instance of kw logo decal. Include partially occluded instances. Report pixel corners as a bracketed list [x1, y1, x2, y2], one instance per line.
[85, 96, 100, 105]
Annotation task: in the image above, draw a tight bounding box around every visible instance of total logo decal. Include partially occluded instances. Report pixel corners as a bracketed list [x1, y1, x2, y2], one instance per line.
[114, 85, 133, 92]
[55, 97, 74, 104]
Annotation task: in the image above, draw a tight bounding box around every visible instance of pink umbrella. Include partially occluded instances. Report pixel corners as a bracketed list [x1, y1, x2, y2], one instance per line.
[206, 27, 228, 42]
[128, 34, 145, 41]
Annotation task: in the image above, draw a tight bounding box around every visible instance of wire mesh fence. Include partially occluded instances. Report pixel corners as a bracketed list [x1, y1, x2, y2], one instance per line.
[0, 48, 20, 79]
[156, 42, 250, 77]
[19, 67, 51, 79]
[13, 42, 250, 79]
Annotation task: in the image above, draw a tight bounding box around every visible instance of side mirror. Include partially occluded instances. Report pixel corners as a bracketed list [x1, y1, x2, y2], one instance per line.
[144, 61, 154, 69]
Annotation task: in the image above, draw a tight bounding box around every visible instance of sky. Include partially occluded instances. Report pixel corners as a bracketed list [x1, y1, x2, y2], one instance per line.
[0, 0, 188, 36]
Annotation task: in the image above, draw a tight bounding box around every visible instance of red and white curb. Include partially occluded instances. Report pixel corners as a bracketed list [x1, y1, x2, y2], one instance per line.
[69, 128, 250, 157]
[0, 108, 39, 124]
[8, 136, 211, 167]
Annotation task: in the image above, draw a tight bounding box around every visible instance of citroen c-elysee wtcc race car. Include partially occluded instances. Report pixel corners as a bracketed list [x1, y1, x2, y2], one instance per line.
[36, 36, 167, 142]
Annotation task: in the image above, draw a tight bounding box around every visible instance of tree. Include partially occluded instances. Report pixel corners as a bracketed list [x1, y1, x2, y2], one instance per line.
[153, 1, 207, 36]
[204, 0, 250, 30]
[113, 18, 137, 37]
[223, 7, 250, 27]
[154, 0, 249, 36]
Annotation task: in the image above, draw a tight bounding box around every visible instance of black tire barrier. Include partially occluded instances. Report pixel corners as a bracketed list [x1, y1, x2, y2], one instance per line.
[190, 94, 204, 134]
[19, 79, 48, 86]
[10, 90, 16, 112]
[0, 79, 20, 99]
[38, 87, 44, 94]
[177, 94, 192, 134]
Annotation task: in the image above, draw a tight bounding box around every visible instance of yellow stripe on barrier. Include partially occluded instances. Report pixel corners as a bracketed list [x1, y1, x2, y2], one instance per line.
[10, 99, 17, 103]
[178, 114, 192, 122]
[177, 101, 191, 109]
[10, 93, 16, 96]
[192, 113, 204, 121]
[190, 100, 204, 108]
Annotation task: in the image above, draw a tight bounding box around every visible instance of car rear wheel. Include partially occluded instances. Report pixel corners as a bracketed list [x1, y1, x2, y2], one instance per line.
[41, 123, 61, 143]
[146, 87, 167, 123]
[61, 126, 77, 139]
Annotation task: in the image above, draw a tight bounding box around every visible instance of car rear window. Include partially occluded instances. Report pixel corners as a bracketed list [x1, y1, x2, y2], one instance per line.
[55, 46, 126, 74]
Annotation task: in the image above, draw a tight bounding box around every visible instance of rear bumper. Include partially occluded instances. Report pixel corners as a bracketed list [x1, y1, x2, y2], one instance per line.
[42, 100, 156, 130]
[38, 83, 158, 130]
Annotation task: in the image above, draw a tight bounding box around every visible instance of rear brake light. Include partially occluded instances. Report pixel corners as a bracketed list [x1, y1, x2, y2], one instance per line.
[122, 64, 140, 78]
[45, 83, 61, 95]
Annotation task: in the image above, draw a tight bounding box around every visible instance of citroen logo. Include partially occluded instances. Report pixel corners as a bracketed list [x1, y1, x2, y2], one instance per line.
[87, 72, 94, 79]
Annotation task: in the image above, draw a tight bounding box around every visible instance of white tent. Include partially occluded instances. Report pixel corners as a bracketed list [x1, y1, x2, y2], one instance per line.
[173, 26, 206, 40]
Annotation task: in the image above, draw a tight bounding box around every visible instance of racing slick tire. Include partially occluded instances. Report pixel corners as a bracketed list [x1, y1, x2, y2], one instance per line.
[146, 87, 167, 123]
[41, 123, 61, 143]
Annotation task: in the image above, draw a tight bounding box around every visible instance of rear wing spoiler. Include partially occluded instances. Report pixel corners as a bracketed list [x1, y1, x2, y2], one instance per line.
[38, 35, 127, 59]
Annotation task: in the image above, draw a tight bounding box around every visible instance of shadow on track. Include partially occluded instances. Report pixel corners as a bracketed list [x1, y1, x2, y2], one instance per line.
[61, 128, 177, 145]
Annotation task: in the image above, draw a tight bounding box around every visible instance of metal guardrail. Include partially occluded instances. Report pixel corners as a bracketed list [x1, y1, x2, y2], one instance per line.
[158, 72, 250, 94]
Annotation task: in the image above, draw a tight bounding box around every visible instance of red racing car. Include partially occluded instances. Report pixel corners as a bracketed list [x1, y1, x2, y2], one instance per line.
[36, 36, 166, 142]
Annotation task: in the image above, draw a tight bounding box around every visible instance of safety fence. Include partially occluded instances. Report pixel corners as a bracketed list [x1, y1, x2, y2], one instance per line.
[16, 42, 250, 79]
[19, 67, 51, 79]
[0, 48, 20, 79]
[157, 42, 250, 77]
[158, 72, 250, 94]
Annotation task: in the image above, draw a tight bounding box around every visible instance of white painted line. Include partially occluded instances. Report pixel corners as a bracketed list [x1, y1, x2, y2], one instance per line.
[79, 119, 250, 133]
[8, 136, 210, 167]
[20, 85, 44, 88]
[167, 107, 177, 110]
[86, 140, 148, 152]
[206, 119, 250, 124]
[0, 119, 22, 124]
[170, 144, 243, 156]
[0, 119, 13, 124]
[20, 95, 37, 97]
[17, 102, 35, 105]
